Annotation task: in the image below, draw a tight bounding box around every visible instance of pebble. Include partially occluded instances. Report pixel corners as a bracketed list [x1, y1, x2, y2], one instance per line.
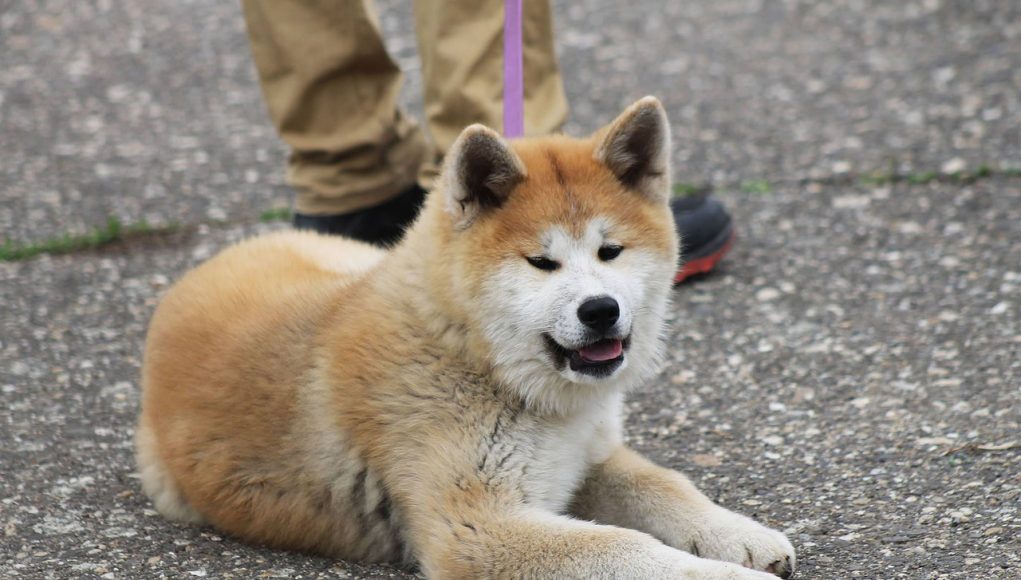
[941, 157, 967, 174]
[690, 454, 722, 467]
[756, 287, 781, 302]
[989, 302, 1008, 315]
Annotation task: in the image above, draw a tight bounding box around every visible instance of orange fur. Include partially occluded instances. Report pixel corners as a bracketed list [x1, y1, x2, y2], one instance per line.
[137, 98, 793, 579]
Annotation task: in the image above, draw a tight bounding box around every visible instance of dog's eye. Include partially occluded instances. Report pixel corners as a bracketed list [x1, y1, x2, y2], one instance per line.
[526, 256, 560, 271]
[598, 245, 624, 261]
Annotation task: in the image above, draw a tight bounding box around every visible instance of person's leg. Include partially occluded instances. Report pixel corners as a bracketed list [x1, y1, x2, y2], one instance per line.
[242, 0, 429, 244]
[412, 1, 733, 280]
[412, 0, 569, 188]
[244, 1, 736, 268]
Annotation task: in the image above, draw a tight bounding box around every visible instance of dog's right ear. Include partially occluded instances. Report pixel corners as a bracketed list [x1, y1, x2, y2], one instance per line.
[443, 125, 527, 229]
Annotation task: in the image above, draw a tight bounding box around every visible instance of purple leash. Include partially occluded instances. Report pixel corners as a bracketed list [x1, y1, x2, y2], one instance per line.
[503, 0, 524, 138]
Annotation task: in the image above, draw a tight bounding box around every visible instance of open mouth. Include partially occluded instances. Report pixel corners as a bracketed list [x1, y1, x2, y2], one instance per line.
[543, 334, 630, 377]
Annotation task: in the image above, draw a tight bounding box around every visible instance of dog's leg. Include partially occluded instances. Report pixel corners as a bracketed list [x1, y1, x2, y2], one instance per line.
[569, 446, 796, 578]
[414, 510, 780, 579]
[135, 419, 205, 525]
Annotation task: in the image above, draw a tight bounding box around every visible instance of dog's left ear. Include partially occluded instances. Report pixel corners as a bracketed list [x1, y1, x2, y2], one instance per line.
[443, 124, 527, 229]
[594, 96, 671, 203]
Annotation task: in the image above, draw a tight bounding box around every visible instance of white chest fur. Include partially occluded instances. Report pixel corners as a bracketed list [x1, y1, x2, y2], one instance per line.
[515, 392, 624, 513]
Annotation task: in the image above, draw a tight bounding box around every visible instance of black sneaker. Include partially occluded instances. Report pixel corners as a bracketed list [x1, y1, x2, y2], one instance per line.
[293, 184, 427, 247]
[672, 194, 735, 283]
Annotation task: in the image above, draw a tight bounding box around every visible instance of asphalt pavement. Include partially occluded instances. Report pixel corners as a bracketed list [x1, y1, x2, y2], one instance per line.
[1, 1, 1018, 578]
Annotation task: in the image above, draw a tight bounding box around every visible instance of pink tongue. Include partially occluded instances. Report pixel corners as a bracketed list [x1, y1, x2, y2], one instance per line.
[578, 339, 623, 362]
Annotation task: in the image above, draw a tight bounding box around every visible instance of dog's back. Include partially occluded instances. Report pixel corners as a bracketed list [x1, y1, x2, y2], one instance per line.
[137, 231, 407, 560]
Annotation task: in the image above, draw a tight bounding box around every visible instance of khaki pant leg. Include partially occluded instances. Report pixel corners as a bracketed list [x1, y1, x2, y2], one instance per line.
[242, 0, 430, 215]
[413, 0, 569, 187]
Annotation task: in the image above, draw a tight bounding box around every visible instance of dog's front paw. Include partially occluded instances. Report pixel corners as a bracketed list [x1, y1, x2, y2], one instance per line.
[650, 545, 790, 580]
[677, 507, 796, 578]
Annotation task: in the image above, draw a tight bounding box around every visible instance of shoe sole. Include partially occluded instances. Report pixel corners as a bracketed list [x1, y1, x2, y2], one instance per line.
[674, 224, 735, 284]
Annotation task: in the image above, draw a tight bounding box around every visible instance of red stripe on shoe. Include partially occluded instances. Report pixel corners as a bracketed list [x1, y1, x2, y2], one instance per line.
[674, 232, 736, 284]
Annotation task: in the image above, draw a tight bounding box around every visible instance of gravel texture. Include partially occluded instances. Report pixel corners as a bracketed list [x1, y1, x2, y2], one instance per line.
[1, 0, 1019, 579]
[2, 179, 1019, 578]
[2, 0, 1019, 244]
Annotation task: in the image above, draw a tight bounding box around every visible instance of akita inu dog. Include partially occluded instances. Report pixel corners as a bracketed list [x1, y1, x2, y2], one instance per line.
[137, 97, 795, 579]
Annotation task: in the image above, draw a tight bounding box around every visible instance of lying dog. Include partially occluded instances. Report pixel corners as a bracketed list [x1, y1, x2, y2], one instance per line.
[136, 97, 795, 579]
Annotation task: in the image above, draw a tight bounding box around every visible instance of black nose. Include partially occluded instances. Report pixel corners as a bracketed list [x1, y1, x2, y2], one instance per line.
[577, 296, 620, 333]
